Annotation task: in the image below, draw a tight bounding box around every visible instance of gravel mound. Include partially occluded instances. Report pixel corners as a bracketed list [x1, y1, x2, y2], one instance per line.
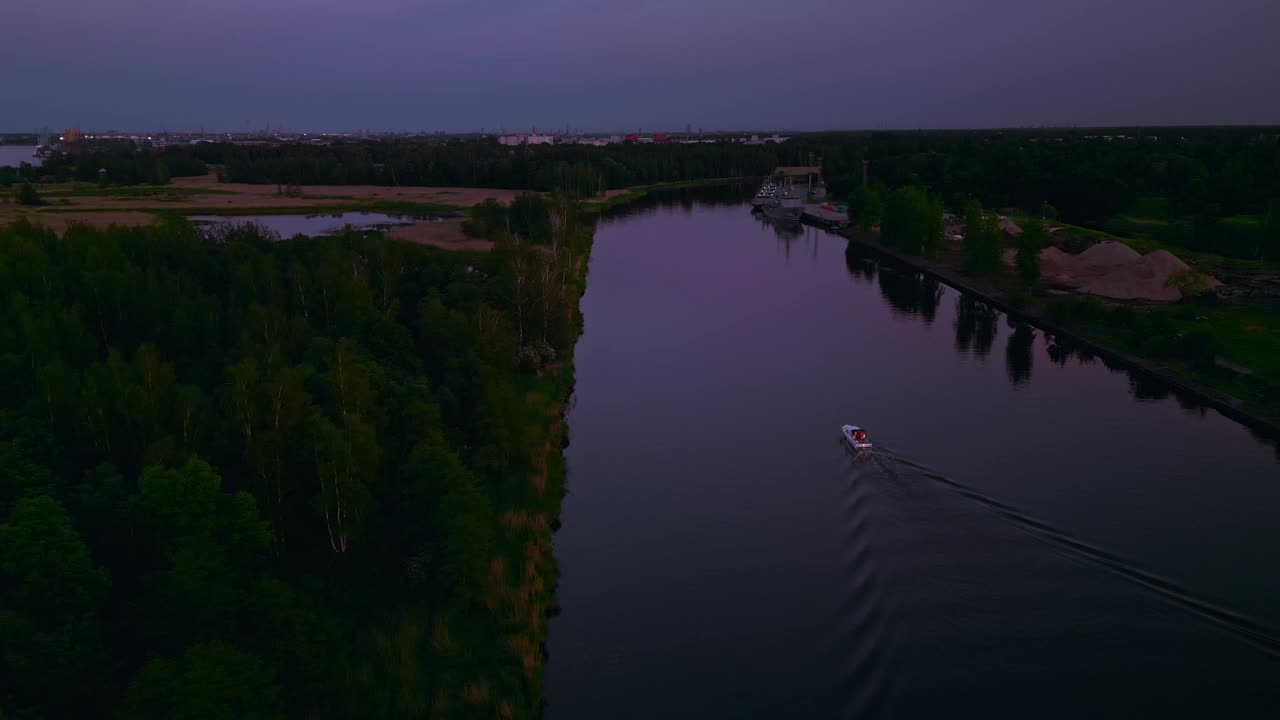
[1081, 250, 1193, 302]
[1077, 240, 1141, 267]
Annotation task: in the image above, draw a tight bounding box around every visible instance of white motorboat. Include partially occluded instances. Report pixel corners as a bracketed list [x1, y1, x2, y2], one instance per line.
[841, 424, 872, 450]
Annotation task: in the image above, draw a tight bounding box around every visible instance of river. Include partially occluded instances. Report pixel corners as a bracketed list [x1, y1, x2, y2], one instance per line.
[546, 186, 1280, 719]
[0, 146, 40, 168]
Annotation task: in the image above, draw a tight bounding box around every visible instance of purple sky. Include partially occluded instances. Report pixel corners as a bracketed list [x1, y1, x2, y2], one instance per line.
[4, 0, 1279, 132]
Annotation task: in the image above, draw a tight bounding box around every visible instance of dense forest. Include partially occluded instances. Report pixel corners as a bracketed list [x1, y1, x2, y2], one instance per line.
[203, 140, 799, 195]
[0, 140, 209, 185]
[0, 195, 590, 718]
[819, 128, 1280, 261]
[0, 139, 800, 194]
[816, 127, 1280, 218]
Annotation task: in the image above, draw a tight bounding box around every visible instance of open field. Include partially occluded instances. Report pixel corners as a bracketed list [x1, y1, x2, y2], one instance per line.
[1, 173, 526, 237]
[2, 175, 748, 248]
[171, 173, 524, 208]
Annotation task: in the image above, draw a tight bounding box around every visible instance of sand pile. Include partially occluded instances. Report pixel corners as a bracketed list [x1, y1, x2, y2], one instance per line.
[998, 243, 1080, 283]
[1038, 247, 1077, 284]
[1026, 241, 1138, 285]
[1077, 240, 1141, 267]
[1002, 240, 1218, 301]
[1081, 250, 1217, 302]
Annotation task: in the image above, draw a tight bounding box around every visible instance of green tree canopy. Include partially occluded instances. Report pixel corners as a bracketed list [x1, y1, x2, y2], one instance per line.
[119, 642, 285, 720]
[15, 183, 43, 206]
[881, 186, 944, 258]
[963, 201, 1004, 280]
[1018, 217, 1046, 287]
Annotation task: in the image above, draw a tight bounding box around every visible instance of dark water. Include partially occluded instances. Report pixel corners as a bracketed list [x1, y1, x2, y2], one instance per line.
[0, 145, 40, 168]
[188, 211, 439, 237]
[546, 188, 1280, 719]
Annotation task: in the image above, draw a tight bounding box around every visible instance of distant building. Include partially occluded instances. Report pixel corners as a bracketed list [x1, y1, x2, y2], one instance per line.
[498, 134, 554, 146]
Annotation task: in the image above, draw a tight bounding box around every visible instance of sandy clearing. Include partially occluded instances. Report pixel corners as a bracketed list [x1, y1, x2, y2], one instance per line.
[590, 188, 635, 200]
[387, 218, 493, 252]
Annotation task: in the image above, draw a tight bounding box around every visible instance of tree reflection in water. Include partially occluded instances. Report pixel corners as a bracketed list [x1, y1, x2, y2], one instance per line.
[954, 296, 999, 357]
[838, 241, 1258, 424]
[843, 240, 877, 284]
[1005, 320, 1035, 388]
[876, 261, 943, 324]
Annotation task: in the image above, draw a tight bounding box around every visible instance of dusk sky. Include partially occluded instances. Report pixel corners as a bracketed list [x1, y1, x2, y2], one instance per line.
[5, 0, 1280, 132]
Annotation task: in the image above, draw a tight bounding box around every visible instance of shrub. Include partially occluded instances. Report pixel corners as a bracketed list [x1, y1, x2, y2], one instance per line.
[15, 182, 43, 206]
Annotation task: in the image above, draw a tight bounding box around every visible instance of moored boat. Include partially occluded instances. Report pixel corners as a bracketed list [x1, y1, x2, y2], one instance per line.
[761, 189, 804, 222]
[751, 181, 778, 207]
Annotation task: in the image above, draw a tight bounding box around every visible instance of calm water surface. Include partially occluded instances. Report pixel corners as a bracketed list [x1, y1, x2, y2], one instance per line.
[0, 146, 40, 167]
[547, 188, 1280, 719]
[188, 212, 437, 238]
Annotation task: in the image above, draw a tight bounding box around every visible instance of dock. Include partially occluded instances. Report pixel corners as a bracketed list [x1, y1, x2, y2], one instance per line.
[800, 204, 848, 230]
[752, 164, 849, 229]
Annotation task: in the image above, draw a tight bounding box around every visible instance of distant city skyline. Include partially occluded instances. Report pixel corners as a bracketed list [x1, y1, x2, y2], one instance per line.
[4, 0, 1280, 132]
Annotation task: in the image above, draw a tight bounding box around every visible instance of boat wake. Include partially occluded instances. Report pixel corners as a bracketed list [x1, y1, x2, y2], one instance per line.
[870, 447, 1280, 659]
[816, 452, 900, 719]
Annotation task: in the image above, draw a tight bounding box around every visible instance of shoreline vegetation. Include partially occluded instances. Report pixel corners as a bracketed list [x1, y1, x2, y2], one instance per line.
[0, 190, 593, 717]
[833, 183, 1280, 432]
[840, 228, 1280, 436]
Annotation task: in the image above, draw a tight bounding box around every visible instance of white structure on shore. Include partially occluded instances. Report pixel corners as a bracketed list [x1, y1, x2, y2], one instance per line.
[742, 134, 789, 145]
[498, 134, 554, 146]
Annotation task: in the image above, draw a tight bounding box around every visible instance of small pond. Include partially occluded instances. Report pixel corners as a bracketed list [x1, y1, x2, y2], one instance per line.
[188, 212, 456, 238]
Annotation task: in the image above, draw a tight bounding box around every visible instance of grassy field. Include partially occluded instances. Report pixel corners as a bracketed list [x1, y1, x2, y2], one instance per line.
[1, 175, 528, 251]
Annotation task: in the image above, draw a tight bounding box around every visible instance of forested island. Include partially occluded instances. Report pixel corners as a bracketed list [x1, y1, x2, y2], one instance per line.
[0, 194, 588, 718]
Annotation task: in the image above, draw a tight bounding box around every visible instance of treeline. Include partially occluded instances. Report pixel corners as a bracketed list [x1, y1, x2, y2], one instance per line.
[819, 127, 1280, 222]
[0, 196, 590, 719]
[200, 140, 802, 194]
[822, 127, 1280, 262]
[854, 182, 1049, 289]
[0, 141, 209, 186]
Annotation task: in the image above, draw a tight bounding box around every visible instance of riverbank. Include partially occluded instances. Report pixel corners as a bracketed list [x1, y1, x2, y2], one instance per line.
[840, 229, 1280, 437]
[586, 177, 746, 210]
